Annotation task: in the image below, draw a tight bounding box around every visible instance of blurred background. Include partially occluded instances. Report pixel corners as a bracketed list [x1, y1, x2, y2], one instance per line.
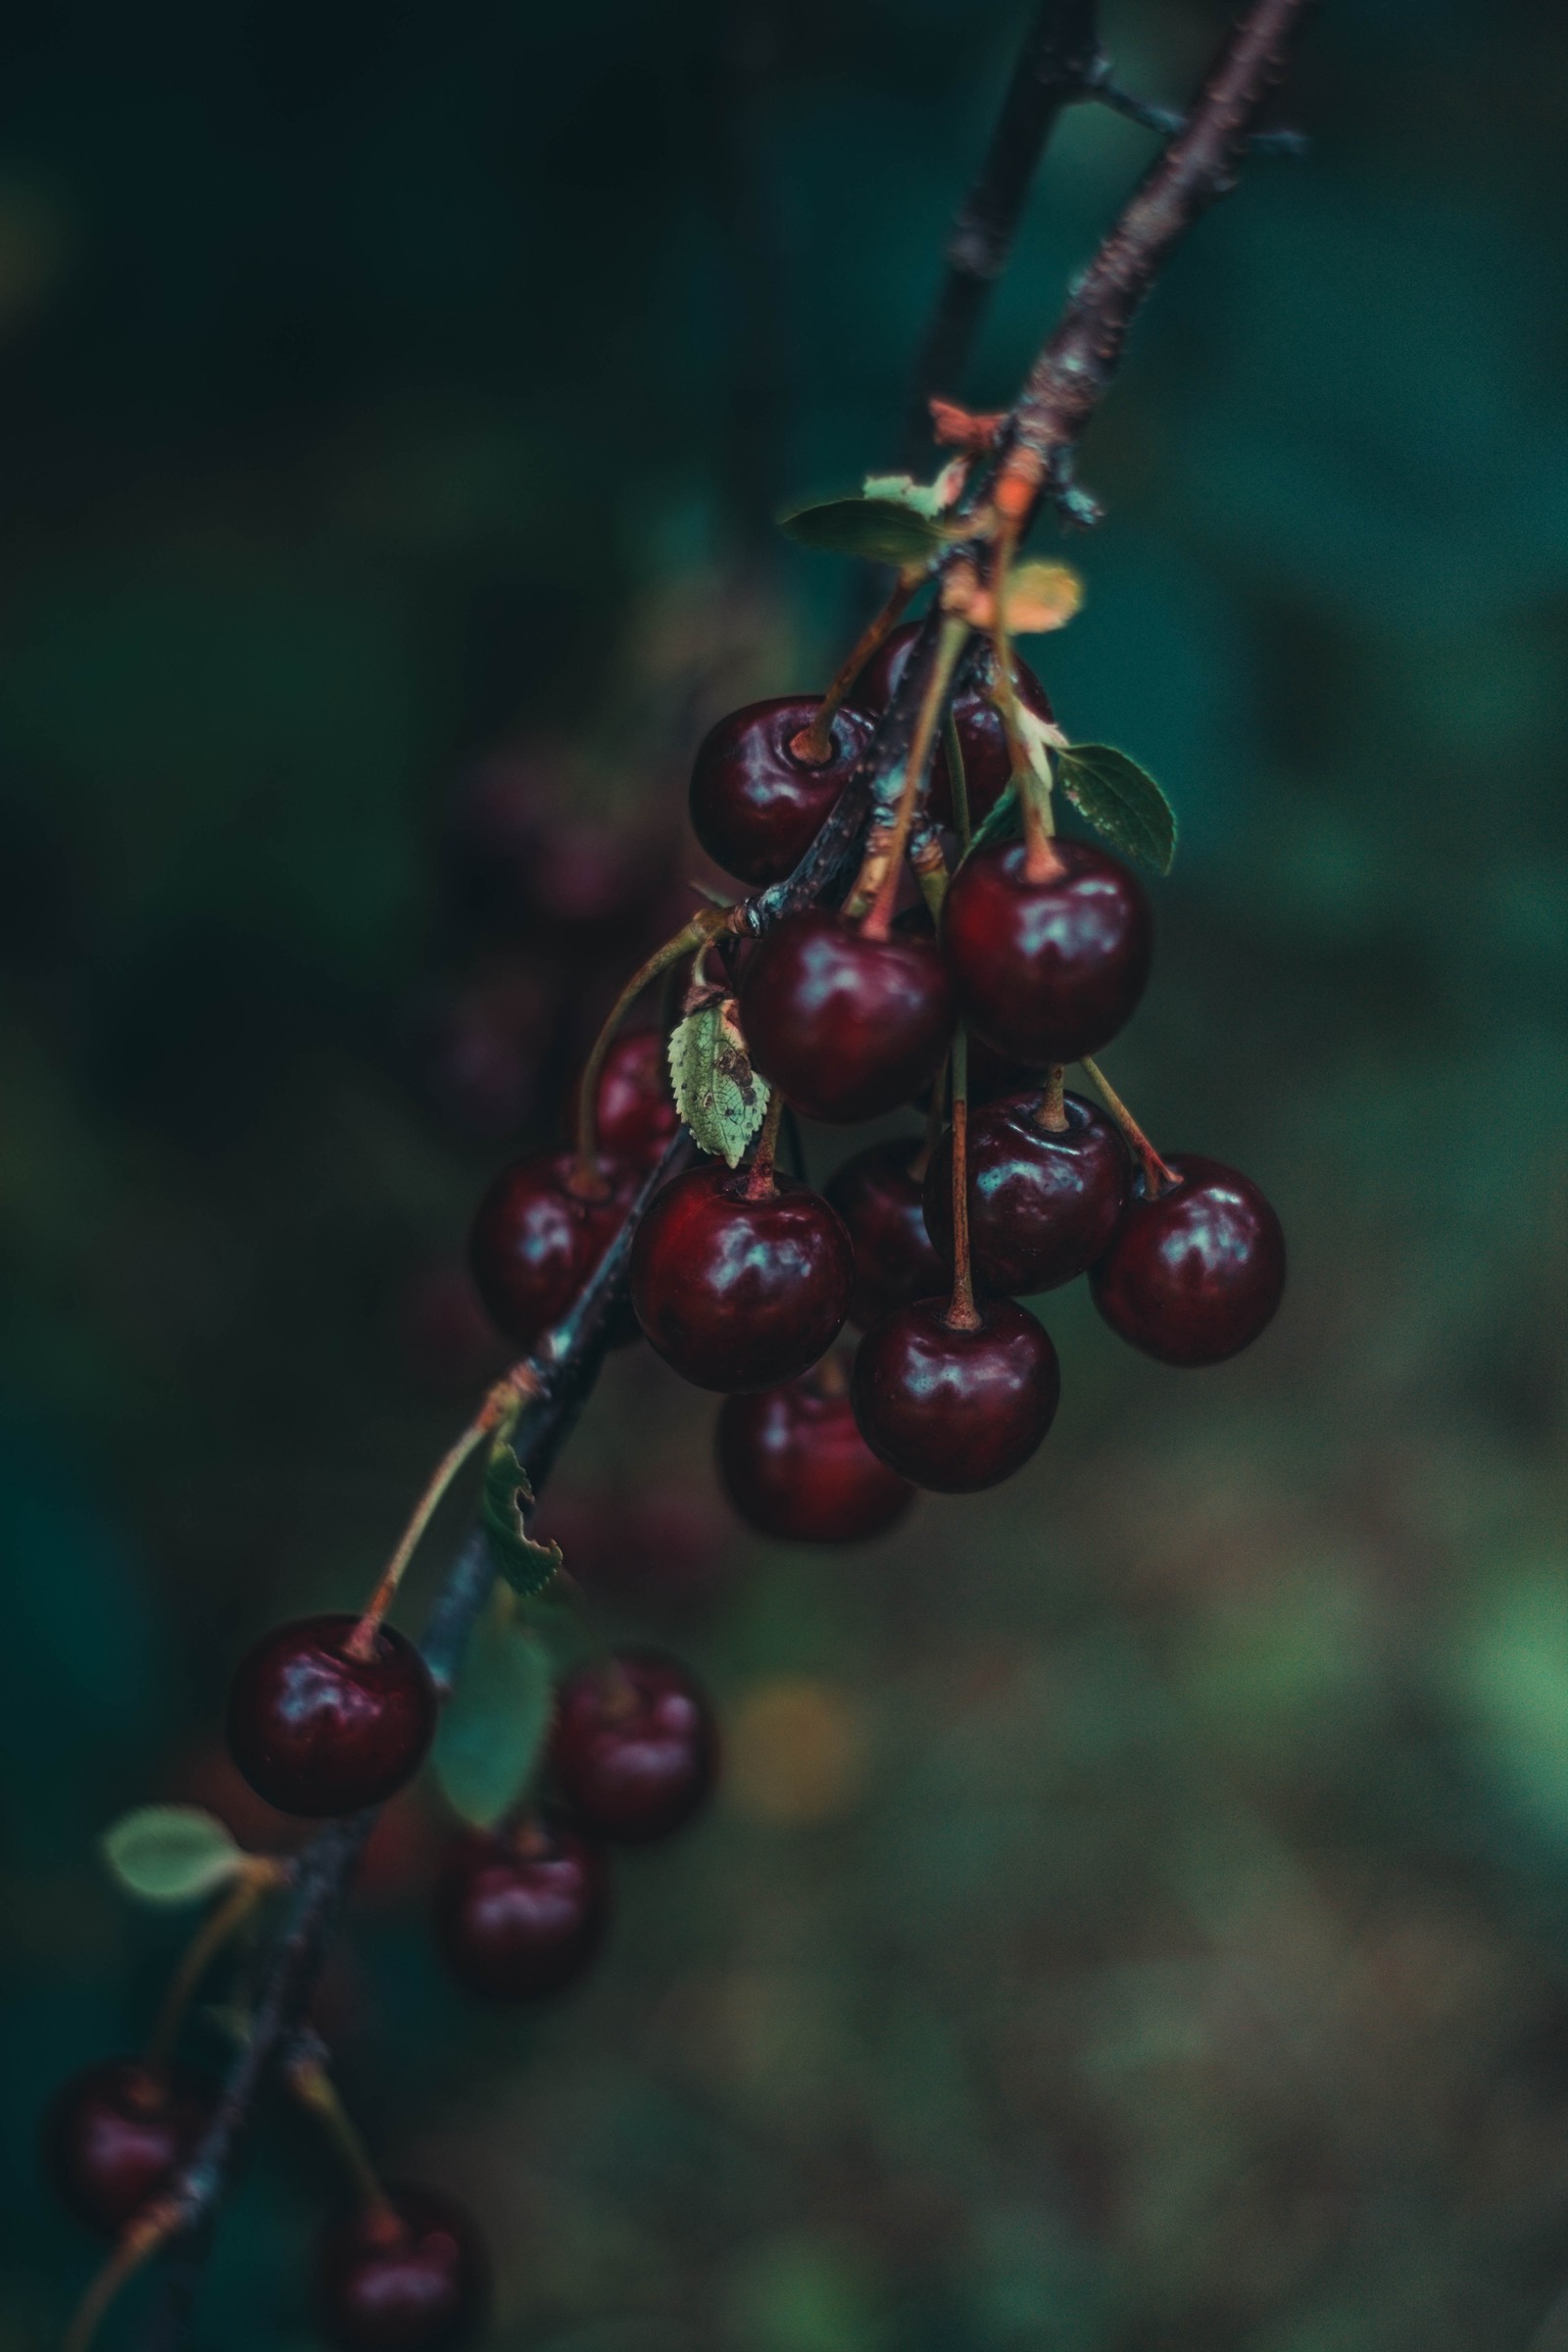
[2, 0, 1567, 2344]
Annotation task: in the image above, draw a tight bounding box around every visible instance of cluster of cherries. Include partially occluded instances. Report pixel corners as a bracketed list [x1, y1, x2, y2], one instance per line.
[472, 620, 1286, 1523]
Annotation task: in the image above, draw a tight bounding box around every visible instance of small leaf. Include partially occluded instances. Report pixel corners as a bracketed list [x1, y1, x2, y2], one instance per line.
[1001, 561, 1084, 634]
[1055, 743, 1178, 874]
[778, 496, 945, 566]
[668, 997, 769, 1168]
[101, 1806, 244, 1906]
[481, 1435, 563, 1598]
[432, 1589, 555, 1830]
[962, 780, 1022, 859]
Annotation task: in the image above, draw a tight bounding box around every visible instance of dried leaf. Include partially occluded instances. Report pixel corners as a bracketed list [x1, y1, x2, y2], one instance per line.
[1001, 561, 1084, 634]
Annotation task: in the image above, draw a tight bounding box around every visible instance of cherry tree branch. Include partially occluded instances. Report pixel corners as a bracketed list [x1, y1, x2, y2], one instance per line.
[131, 8, 1310, 2337]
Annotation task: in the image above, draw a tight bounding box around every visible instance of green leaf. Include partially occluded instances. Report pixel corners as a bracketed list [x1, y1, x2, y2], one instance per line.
[777, 496, 945, 566]
[101, 1805, 244, 1906]
[481, 1435, 563, 1599]
[668, 997, 769, 1168]
[962, 781, 1022, 860]
[432, 1589, 555, 1830]
[1055, 744, 1178, 874]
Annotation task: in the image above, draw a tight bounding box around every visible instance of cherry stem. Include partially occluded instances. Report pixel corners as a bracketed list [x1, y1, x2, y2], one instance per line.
[1034, 1065, 1068, 1133]
[142, 1864, 286, 2079]
[743, 1092, 785, 1200]
[285, 2041, 397, 2225]
[64, 2200, 183, 2352]
[858, 615, 970, 940]
[573, 908, 728, 1187]
[1078, 1054, 1179, 1199]
[789, 567, 921, 765]
[944, 1027, 982, 1332]
[347, 1370, 538, 1661]
[944, 712, 971, 852]
[989, 528, 1064, 887]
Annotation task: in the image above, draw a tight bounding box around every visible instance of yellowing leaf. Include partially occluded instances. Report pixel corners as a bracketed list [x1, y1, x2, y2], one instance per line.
[1002, 561, 1083, 634]
[668, 998, 769, 1168]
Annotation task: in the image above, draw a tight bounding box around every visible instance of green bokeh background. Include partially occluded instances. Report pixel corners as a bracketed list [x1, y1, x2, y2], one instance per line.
[2, 1, 1566, 2345]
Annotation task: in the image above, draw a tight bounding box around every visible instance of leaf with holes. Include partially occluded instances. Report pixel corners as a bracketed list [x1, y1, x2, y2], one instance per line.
[432, 1588, 555, 1830]
[668, 997, 769, 1168]
[1056, 744, 1177, 874]
[481, 1434, 563, 1599]
[1001, 561, 1083, 634]
[101, 1806, 245, 1906]
[778, 496, 945, 565]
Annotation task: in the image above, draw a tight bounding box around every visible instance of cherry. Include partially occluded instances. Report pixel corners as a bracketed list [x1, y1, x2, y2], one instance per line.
[716, 1363, 913, 1543]
[629, 1159, 852, 1391]
[550, 1651, 716, 1843]
[738, 909, 954, 1124]
[858, 622, 1054, 828]
[688, 697, 876, 886]
[941, 837, 1152, 1067]
[468, 1149, 641, 1348]
[1090, 1154, 1286, 1365]
[567, 1025, 677, 1163]
[825, 1138, 945, 1329]
[923, 1088, 1128, 1295]
[317, 2182, 489, 2351]
[226, 1615, 438, 1818]
[46, 2061, 212, 2237]
[852, 1298, 1059, 1493]
[435, 1817, 608, 2001]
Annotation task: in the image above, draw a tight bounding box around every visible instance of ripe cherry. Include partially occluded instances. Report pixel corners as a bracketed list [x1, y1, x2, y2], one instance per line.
[227, 1615, 438, 1818]
[435, 1817, 609, 2001]
[858, 622, 1054, 828]
[941, 838, 1152, 1066]
[738, 909, 954, 1124]
[47, 2061, 212, 2237]
[923, 1086, 1128, 1295]
[688, 697, 876, 886]
[550, 1652, 716, 1843]
[1091, 1154, 1286, 1366]
[568, 1026, 676, 1164]
[852, 1298, 1059, 1494]
[468, 1149, 641, 1348]
[716, 1362, 913, 1543]
[317, 2182, 489, 2350]
[825, 1138, 945, 1328]
[629, 1158, 852, 1392]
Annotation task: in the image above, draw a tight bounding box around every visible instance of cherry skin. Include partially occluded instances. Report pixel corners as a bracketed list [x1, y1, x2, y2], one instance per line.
[550, 1651, 716, 1843]
[852, 1298, 1060, 1494]
[716, 1365, 913, 1543]
[689, 697, 876, 886]
[923, 1088, 1128, 1296]
[46, 2061, 212, 2237]
[226, 1614, 438, 1818]
[468, 1148, 641, 1348]
[858, 622, 1054, 828]
[434, 1817, 609, 2001]
[825, 1138, 946, 1329]
[570, 1026, 677, 1163]
[629, 1159, 852, 1392]
[738, 909, 955, 1124]
[317, 2182, 489, 2351]
[941, 837, 1152, 1067]
[1090, 1154, 1286, 1366]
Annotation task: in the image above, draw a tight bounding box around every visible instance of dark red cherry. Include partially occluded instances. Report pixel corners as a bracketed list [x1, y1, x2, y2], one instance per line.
[434, 1817, 608, 2001]
[689, 697, 877, 886]
[858, 622, 1054, 828]
[226, 1615, 438, 1818]
[317, 2181, 489, 2350]
[1091, 1154, 1286, 1366]
[738, 910, 955, 1124]
[550, 1651, 717, 1843]
[468, 1149, 641, 1348]
[941, 837, 1152, 1066]
[924, 1088, 1128, 1295]
[568, 1026, 677, 1163]
[716, 1364, 913, 1543]
[629, 1159, 852, 1392]
[852, 1298, 1059, 1494]
[825, 1138, 945, 1328]
[47, 2061, 212, 2237]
